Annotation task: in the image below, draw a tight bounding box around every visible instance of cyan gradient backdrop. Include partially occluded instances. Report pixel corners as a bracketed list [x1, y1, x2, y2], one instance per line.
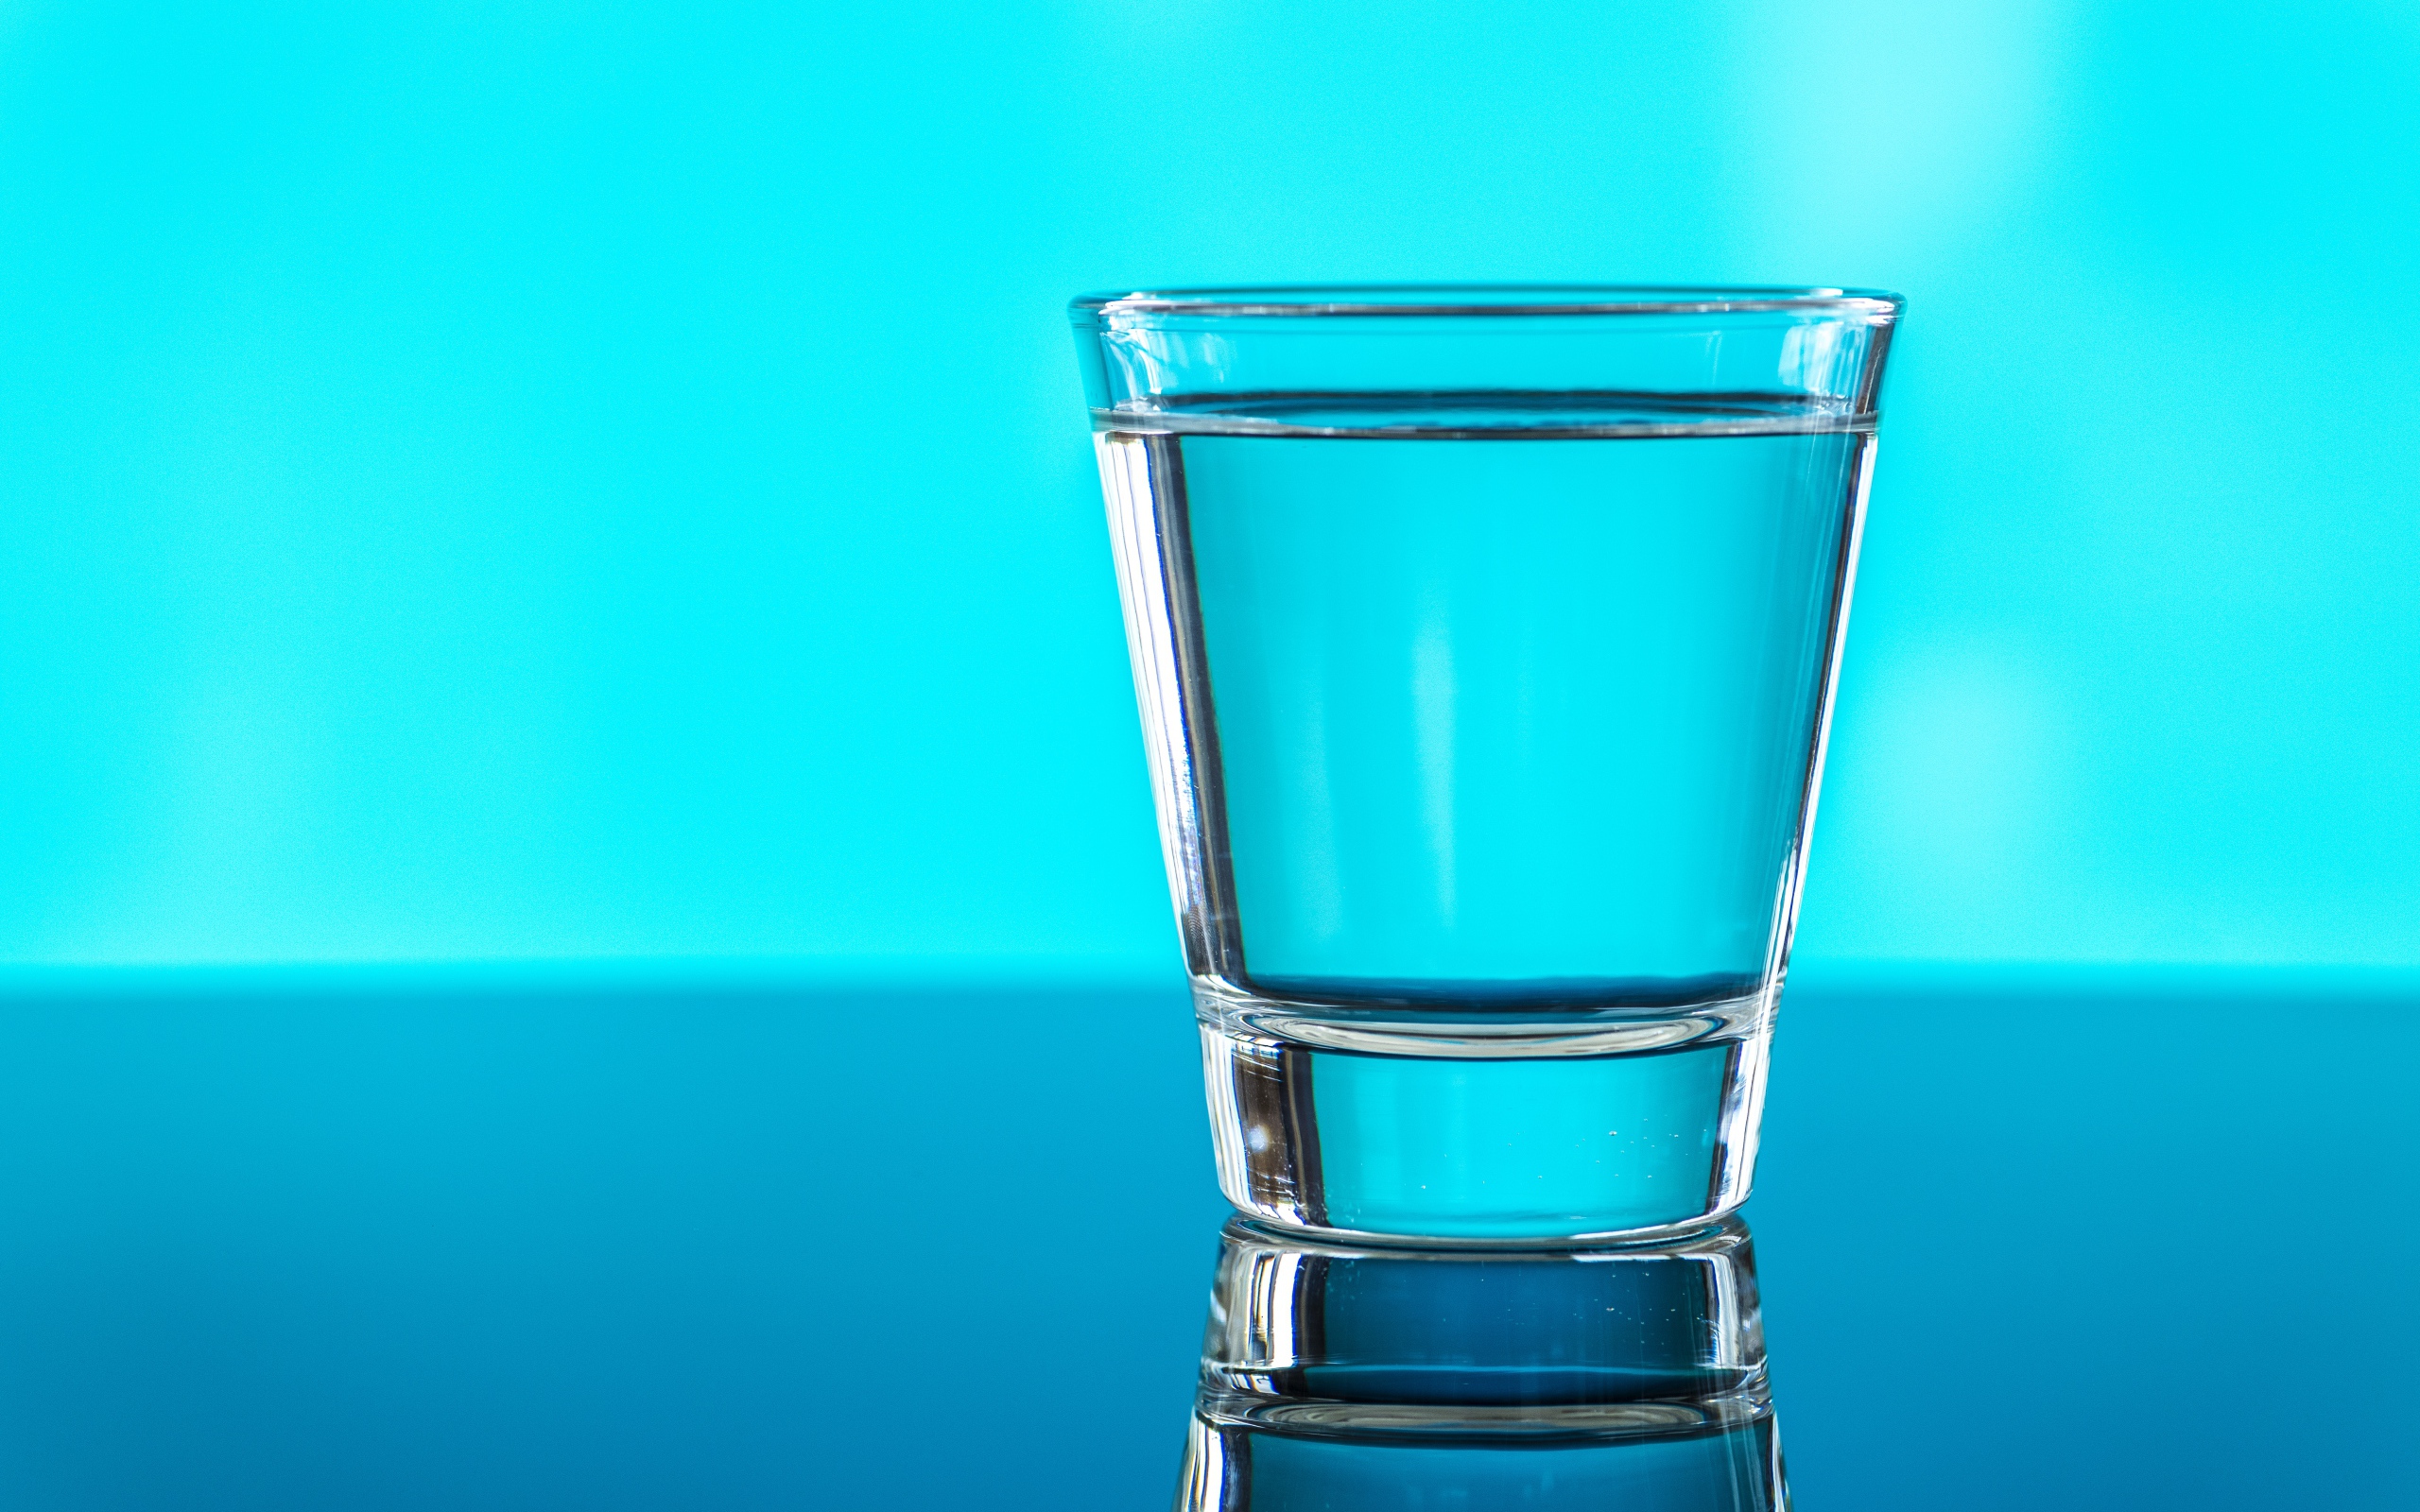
[0, 0, 2414, 973]
[0, 9, 2414, 1509]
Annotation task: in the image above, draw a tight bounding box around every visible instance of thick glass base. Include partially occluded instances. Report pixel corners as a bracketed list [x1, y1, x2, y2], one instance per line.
[1199, 996, 1772, 1244]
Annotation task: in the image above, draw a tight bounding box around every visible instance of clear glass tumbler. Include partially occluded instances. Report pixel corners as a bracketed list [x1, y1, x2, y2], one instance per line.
[1070, 285, 1901, 1243]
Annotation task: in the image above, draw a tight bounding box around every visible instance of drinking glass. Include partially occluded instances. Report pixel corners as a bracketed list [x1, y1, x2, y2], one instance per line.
[1070, 285, 1901, 1242]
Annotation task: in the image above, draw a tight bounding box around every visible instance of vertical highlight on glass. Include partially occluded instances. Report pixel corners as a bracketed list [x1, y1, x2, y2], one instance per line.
[1072, 286, 1902, 1242]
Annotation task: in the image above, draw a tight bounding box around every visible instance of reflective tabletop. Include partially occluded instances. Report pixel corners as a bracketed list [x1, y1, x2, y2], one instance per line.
[0, 977, 2407, 1509]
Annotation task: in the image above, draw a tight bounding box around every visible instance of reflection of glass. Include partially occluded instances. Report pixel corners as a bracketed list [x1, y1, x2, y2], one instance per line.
[1072, 286, 1901, 1243]
[1177, 1216, 1786, 1510]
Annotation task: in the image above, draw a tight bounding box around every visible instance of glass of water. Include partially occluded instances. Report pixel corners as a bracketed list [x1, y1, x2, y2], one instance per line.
[1070, 286, 1901, 1242]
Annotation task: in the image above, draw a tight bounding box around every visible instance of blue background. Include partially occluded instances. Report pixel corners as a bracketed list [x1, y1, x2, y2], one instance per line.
[2, 0, 2415, 980]
[0, 6, 2415, 1507]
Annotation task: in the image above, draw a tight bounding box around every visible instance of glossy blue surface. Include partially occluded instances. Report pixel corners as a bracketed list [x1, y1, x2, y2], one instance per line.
[0, 0, 2413, 973]
[0, 977, 2406, 1509]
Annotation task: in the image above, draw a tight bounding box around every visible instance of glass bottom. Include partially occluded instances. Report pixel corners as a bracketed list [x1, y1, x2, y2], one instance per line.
[1199, 1001, 1772, 1244]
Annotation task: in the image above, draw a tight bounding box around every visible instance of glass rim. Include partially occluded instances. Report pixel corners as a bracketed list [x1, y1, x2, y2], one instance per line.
[1071, 284, 1904, 321]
